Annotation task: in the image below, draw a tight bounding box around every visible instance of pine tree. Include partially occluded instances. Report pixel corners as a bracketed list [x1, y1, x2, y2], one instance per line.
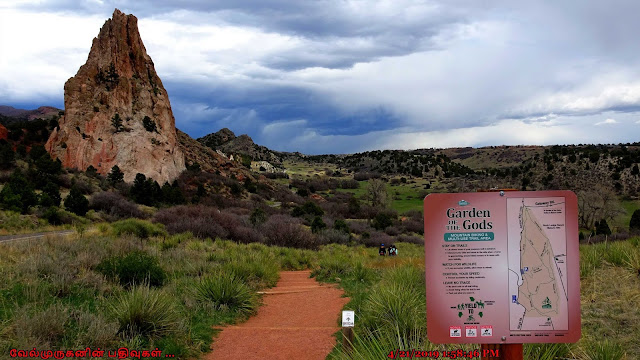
[111, 113, 123, 132]
[0, 170, 37, 213]
[596, 218, 612, 235]
[107, 165, 124, 185]
[64, 186, 89, 216]
[311, 216, 326, 234]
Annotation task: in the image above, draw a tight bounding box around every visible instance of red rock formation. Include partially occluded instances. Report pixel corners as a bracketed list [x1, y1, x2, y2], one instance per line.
[46, 9, 185, 183]
[0, 124, 8, 141]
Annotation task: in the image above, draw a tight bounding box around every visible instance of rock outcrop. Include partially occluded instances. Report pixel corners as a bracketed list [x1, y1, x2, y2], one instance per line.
[0, 124, 8, 141]
[176, 129, 251, 181]
[46, 9, 185, 183]
[198, 128, 284, 166]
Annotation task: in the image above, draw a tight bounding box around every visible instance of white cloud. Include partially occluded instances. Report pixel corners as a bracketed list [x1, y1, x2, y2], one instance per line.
[4, 2, 640, 153]
[594, 118, 618, 126]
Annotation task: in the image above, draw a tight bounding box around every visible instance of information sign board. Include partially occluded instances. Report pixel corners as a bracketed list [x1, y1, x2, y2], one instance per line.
[424, 191, 580, 344]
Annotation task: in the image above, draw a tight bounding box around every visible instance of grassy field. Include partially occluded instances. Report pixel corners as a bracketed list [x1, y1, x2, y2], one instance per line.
[334, 179, 431, 214]
[611, 199, 640, 232]
[2, 221, 638, 359]
[319, 239, 640, 360]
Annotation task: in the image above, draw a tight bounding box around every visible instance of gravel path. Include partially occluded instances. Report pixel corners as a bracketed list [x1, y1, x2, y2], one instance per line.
[0, 230, 74, 244]
[207, 270, 349, 360]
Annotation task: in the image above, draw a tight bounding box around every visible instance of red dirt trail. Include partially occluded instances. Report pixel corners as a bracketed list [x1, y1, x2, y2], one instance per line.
[207, 270, 349, 360]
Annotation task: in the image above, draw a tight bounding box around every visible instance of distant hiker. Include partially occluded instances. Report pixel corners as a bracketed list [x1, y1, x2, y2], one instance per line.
[379, 244, 386, 256]
[388, 245, 397, 256]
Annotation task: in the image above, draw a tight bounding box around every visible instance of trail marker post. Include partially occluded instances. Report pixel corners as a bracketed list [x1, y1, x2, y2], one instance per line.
[342, 310, 355, 357]
[424, 191, 581, 360]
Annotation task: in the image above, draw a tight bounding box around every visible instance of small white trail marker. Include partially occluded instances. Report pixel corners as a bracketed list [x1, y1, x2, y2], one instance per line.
[342, 310, 355, 327]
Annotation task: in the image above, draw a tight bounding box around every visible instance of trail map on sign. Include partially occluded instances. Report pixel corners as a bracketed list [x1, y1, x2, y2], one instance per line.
[507, 197, 568, 331]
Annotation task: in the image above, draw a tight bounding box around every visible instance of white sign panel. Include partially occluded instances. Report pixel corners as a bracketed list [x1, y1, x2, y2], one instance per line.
[342, 310, 354, 327]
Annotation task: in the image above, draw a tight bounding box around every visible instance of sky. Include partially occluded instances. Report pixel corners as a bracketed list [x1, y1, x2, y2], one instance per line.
[1, 1, 640, 154]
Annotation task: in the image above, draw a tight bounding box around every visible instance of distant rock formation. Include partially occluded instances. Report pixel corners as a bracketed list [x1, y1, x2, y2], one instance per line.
[0, 124, 8, 141]
[45, 9, 185, 183]
[0, 106, 61, 122]
[198, 128, 284, 166]
[176, 129, 251, 181]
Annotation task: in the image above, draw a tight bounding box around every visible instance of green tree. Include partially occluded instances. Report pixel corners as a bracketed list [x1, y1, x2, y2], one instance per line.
[333, 219, 350, 234]
[28, 145, 47, 160]
[595, 219, 611, 235]
[131, 173, 154, 205]
[348, 196, 360, 215]
[0, 142, 15, 169]
[366, 179, 390, 208]
[302, 201, 324, 216]
[372, 212, 394, 230]
[107, 165, 124, 185]
[142, 116, 157, 132]
[64, 186, 89, 216]
[111, 113, 123, 132]
[86, 165, 98, 177]
[311, 216, 326, 234]
[40, 181, 61, 207]
[630, 209, 640, 231]
[0, 170, 37, 213]
[161, 181, 184, 205]
[249, 208, 267, 226]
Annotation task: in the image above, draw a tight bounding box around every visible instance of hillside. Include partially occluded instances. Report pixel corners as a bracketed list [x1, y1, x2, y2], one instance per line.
[198, 128, 286, 166]
[0, 106, 61, 122]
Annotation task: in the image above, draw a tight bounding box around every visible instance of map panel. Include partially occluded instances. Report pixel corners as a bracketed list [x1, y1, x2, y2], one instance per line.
[507, 197, 568, 331]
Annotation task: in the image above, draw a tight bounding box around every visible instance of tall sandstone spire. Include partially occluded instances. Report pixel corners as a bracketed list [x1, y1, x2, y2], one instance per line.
[46, 9, 185, 183]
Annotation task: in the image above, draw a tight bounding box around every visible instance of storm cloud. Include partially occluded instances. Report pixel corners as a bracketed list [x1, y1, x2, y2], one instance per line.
[1, 0, 640, 153]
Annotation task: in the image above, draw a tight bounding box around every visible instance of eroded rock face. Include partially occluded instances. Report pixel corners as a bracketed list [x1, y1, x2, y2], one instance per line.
[46, 9, 185, 183]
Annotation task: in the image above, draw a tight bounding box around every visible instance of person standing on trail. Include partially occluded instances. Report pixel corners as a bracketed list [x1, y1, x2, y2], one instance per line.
[379, 243, 386, 256]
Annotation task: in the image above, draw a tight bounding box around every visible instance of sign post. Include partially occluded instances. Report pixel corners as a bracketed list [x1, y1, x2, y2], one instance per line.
[424, 191, 580, 359]
[342, 310, 355, 357]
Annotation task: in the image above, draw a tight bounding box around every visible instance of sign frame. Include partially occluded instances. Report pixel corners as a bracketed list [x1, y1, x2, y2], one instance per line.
[424, 190, 580, 344]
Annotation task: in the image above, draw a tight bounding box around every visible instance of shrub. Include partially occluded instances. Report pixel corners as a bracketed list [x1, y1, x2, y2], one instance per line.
[402, 218, 424, 235]
[302, 201, 324, 216]
[362, 267, 426, 339]
[333, 219, 350, 234]
[311, 216, 327, 234]
[142, 116, 157, 132]
[154, 205, 261, 244]
[348, 220, 373, 235]
[110, 285, 181, 339]
[261, 215, 317, 249]
[372, 212, 394, 230]
[111, 219, 167, 239]
[396, 235, 424, 245]
[90, 191, 145, 219]
[385, 226, 401, 236]
[249, 208, 267, 226]
[194, 273, 256, 315]
[64, 186, 89, 216]
[630, 209, 640, 231]
[42, 206, 62, 225]
[360, 231, 393, 247]
[13, 303, 70, 344]
[317, 228, 350, 245]
[96, 250, 166, 288]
